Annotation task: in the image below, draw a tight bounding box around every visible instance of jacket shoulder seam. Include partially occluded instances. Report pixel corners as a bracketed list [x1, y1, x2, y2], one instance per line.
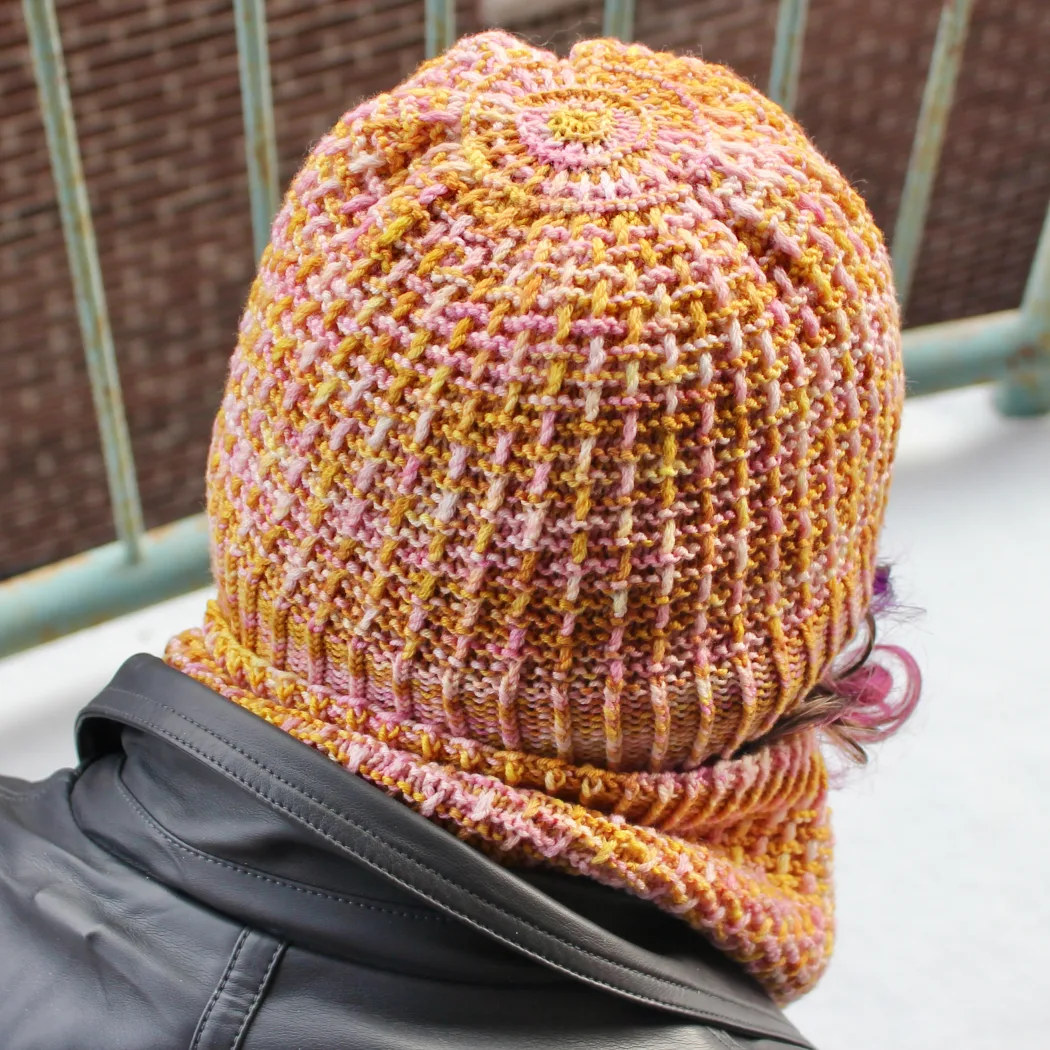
[229, 939, 284, 1050]
[190, 929, 249, 1050]
[188, 928, 286, 1050]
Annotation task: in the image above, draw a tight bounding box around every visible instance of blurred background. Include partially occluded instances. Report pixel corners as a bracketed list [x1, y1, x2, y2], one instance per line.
[1, 2, 1049, 1049]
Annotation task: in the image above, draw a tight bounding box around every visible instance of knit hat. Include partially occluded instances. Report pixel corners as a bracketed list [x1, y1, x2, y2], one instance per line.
[168, 31, 905, 1002]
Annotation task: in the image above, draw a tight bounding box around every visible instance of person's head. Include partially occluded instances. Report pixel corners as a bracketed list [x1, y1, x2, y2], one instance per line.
[198, 31, 905, 770]
[169, 32, 917, 1001]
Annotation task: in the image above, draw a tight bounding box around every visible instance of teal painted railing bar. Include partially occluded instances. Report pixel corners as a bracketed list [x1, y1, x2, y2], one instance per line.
[233, 0, 280, 261]
[0, 516, 212, 661]
[901, 310, 1025, 396]
[998, 201, 1050, 415]
[22, 0, 145, 563]
[602, 0, 636, 42]
[768, 0, 809, 114]
[1022, 203, 1050, 331]
[891, 0, 974, 313]
[425, 0, 456, 59]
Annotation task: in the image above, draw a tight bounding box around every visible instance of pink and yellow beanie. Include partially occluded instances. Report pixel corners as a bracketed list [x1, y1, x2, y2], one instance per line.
[167, 32, 909, 1002]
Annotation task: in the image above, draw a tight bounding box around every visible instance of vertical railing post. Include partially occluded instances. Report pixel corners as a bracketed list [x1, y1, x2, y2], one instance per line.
[22, 0, 145, 563]
[425, 0, 456, 59]
[891, 0, 974, 315]
[233, 0, 280, 261]
[768, 0, 809, 114]
[997, 202, 1050, 416]
[602, 0, 636, 42]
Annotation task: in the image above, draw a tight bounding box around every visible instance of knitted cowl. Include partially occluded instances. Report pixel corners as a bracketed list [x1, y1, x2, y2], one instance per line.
[167, 31, 904, 1003]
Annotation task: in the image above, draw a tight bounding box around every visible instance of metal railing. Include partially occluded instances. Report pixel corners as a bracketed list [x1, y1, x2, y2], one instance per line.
[2, 0, 1048, 658]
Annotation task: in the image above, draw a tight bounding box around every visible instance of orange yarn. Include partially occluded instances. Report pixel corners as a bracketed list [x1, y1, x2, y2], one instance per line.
[167, 31, 904, 1001]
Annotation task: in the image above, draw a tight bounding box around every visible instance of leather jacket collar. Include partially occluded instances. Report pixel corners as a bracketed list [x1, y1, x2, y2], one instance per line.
[73, 655, 810, 1048]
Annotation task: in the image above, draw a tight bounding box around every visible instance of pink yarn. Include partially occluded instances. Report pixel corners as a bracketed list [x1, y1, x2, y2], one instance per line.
[831, 644, 922, 744]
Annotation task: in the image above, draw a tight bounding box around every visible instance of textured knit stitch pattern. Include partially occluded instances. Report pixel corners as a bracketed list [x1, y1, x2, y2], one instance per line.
[167, 31, 904, 1002]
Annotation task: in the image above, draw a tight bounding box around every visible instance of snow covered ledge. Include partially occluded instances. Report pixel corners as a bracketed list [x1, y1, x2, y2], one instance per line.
[1, 384, 1048, 1050]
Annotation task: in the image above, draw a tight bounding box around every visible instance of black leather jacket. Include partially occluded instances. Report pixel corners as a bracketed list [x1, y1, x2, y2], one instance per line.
[0, 655, 813, 1049]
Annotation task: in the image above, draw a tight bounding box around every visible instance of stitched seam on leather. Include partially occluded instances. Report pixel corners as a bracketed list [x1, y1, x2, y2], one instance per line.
[103, 692, 714, 996]
[712, 1027, 747, 1050]
[228, 939, 284, 1050]
[191, 928, 248, 1050]
[99, 692, 775, 1031]
[0, 778, 67, 804]
[112, 773, 454, 923]
[94, 689, 795, 1039]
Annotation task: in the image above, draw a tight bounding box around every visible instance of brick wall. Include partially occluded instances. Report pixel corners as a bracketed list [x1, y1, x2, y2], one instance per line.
[2, 0, 1048, 577]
